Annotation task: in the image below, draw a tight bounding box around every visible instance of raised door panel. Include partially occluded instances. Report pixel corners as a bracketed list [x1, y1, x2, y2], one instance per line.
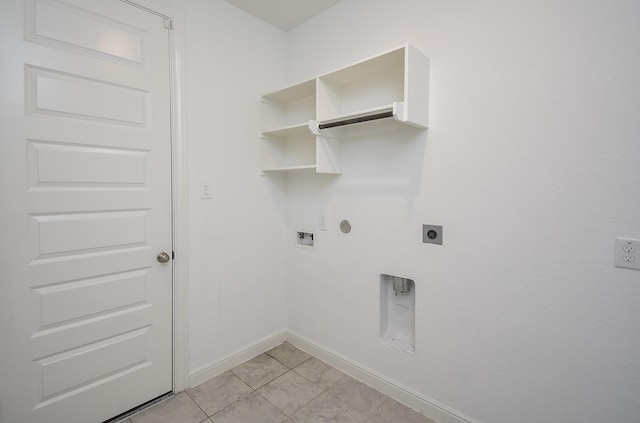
[34, 269, 149, 329]
[29, 141, 149, 186]
[36, 328, 151, 400]
[26, 66, 149, 126]
[26, 0, 148, 67]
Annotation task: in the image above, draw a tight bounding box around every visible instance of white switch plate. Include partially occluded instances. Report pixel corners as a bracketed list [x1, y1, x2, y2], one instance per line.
[614, 238, 640, 270]
[200, 182, 212, 199]
[318, 214, 327, 231]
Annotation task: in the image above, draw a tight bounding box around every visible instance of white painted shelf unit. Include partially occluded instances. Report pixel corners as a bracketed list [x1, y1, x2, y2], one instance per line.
[260, 44, 430, 174]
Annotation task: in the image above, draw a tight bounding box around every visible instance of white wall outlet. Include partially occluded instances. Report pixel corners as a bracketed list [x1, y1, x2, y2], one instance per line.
[319, 214, 327, 231]
[614, 238, 640, 270]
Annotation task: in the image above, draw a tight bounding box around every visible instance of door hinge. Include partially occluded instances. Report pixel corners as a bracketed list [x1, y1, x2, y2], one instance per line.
[172, 251, 175, 260]
[163, 18, 173, 30]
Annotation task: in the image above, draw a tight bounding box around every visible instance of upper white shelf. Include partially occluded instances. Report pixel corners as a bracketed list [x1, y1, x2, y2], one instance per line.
[259, 44, 430, 174]
[261, 79, 316, 133]
[262, 79, 315, 103]
[315, 44, 429, 129]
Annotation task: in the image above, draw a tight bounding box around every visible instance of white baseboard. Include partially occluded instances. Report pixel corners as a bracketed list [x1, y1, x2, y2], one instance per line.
[187, 329, 287, 388]
[286, 331, 479, 423]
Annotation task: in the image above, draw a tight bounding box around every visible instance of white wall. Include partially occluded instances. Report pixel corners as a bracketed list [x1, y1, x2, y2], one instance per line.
[171, 0, 289, 373]
[284, 0, 640, 422]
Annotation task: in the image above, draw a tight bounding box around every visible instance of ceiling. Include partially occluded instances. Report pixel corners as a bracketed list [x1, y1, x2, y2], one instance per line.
[224, 0, 342, 31]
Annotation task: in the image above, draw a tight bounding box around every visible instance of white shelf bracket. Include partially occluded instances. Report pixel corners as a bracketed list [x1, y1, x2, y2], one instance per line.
[392, 101, 407, 122]
[309, 120, 321, 136]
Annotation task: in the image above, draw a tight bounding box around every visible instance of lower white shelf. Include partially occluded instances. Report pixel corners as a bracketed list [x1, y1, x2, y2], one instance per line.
[261, 165, 317, 174]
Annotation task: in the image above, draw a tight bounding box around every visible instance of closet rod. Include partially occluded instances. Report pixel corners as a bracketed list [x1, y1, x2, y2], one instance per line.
[318, 111, 394, 130]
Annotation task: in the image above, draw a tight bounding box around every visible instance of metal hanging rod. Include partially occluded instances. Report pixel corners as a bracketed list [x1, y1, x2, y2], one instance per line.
[318, 111, 394, 130]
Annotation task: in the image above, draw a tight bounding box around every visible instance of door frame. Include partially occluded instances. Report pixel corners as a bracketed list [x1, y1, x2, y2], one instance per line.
[120, 0, 189, 393]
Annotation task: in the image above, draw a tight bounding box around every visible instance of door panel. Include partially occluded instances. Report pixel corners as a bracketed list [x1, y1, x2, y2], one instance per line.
[36, 327, 151, 399]
[28, 141, 149, 186]
[0, 1, 173, 422]
[31, 210, 149, 257]
[33, 268, 149, 328]
[26, 66, 149, 126]
[26, 0, 148, 67]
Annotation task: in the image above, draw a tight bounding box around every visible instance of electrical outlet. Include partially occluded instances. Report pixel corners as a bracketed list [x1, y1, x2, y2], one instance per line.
[614, 238, 640, 270]
[423, 224, 443, 245]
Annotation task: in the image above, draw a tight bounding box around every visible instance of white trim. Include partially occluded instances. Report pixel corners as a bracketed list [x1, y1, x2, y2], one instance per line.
[187, 330, 288, 388]
[168, 7, 190, 394]
[286, 332, 479, 423]
[119, 0, 190, 393]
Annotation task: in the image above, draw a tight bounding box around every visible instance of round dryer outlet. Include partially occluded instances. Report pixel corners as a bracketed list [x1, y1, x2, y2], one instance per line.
[340, 220, 351, 234]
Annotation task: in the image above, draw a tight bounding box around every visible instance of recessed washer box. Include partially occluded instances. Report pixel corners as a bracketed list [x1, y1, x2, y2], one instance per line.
[380, 274, 415, 354]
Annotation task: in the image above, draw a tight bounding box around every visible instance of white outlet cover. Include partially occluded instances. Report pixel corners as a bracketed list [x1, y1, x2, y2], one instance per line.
[614, 238, 640, 270]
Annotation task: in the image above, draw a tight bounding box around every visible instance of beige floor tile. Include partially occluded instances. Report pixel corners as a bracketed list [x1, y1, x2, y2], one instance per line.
[125, 350, 438, 423]
[257, 370, 323, 415]
[131, 392, 207, 423]
[327, 375, 388, 415]
[293, 357, 345, 389]
[187, 371, 253, 416]
[291, 392, 369, 423]
[266, 342, 312, 368]
[231, 353, 289, 389]
[211, 391, 288, 423]
[370, 398, 437, 423]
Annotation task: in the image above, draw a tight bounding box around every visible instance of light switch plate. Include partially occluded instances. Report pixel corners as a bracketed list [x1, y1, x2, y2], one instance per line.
[319, 214, 327, 231]
[200, 182, 212, 199]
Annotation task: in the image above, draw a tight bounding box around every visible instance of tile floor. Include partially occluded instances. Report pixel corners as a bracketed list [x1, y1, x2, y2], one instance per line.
[123, 342, 437, 423]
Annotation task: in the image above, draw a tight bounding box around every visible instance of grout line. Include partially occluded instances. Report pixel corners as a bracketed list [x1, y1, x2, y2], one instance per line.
[184, 389, 208, 418]
[188, 345, 397, 423]
[371, 397, 390, 422]
[254, 387, 292, 418]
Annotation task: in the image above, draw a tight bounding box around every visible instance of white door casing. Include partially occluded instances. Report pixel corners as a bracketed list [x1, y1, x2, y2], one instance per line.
[0, 1, 175, 422]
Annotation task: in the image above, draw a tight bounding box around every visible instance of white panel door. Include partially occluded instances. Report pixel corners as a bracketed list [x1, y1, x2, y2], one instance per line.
[0, 1, 173, 422]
